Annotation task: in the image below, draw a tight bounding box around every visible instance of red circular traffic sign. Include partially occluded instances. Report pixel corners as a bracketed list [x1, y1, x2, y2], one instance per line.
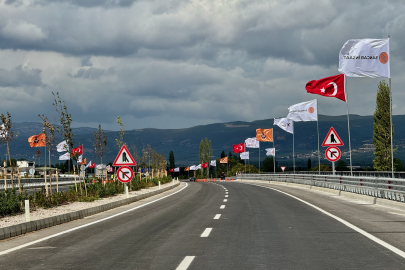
[116, 166, 134, 183]
[325, 147, 341, 162]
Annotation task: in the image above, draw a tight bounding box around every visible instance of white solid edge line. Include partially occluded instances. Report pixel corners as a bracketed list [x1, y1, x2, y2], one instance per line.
[0, 183, 189, 256]
[220, 205, 225, 209]
[176, 256, 195, 270]
[258, 185, 405, 259]
[200, 228, 213, 237]
[214, 214, 221, 219]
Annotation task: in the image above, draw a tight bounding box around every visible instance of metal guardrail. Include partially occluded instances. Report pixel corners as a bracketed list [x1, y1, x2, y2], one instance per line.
[283, 171, 405, 178]
[237, 173, 405, 203]
[0, 177, 82, 191]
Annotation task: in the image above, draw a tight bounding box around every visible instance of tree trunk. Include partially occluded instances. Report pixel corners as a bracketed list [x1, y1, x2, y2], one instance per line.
[6, 141, 13, 188]
[48, 148, 52, 195]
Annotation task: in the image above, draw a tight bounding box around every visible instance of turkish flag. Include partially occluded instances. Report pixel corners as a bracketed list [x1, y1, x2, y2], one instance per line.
[71, 145, 83, 155]
[169, 168, 174, 172]
[233, 143, 245, 153]
[88, 162, 95, 169]
[306, 74, 346, 102]
[201, 162, 209, 168]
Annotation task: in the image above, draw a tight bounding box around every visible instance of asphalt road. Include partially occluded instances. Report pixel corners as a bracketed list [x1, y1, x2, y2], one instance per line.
[1, 181, 405, 269]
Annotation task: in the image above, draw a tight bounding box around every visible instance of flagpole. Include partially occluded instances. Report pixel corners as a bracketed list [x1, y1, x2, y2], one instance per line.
[317, 101, 320, 174]
[259, 143, 261, 173]
[293, 121, 295, 174]
[344, 75, 354, 176]
[273, 140, 275, 175]
[388, 35, 394, 178]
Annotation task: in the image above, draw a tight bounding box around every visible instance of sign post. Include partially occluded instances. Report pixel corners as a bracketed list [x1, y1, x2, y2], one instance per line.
[325, 146, 341, 175]
[114, 146, 136, 198]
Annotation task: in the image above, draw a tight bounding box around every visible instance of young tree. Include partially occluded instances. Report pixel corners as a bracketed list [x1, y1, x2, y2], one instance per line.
[39, 114, 56, 194]
[116, 116, 125, 149]
[52, 92, 74, 150]
[94, 124, 107, 164]
[169, 150, 175, 168]
[0, 112, 18, 188]
[373, 81, 394, 171]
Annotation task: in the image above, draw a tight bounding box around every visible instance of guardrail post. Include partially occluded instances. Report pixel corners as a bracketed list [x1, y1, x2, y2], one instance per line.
[25, 200, 30, 222]
[159, 181, 161, 189]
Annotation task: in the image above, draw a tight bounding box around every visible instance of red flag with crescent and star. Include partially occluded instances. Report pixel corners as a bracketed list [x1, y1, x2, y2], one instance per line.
[169, 168, 174, 172]
[306, 74, 346, 102]
[233, 143, 245, 153]
[71, 145, 83, 156]
[201, 162, 209, 168]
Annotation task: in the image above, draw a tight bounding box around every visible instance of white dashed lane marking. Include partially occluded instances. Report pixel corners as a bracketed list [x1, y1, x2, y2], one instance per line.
[214, 214, 221, 219]
[201, 228, 213, 237]
[220, 205, 225, 209]
[176, 256, 195, 270]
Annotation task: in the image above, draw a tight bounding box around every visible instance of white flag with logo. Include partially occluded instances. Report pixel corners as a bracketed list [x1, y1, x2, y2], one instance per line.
[245, 137, 259, 148]
[287, 99, 317, 122]
[266, 148, 275, 156]
[210, 160, 216, 166]
[174, 167, 179, 172]
[274, 118, 294, 134]
[196, 164, 201, 170]
[96, 164, 103, 170]
[56, 140, 69, 152]
[240, 152, 249, 160]
[339, 39, 390, 78]
[59, 152, 70, 160]
[189, 165, 196, 171]
[106, 165, 113, 172]
[77, 155, 83, 163]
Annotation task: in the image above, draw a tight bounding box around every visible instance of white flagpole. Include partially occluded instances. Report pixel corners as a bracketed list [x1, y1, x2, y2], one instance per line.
[259, 143, 261, 173]
[388, 35, 394, 178]
[273, 140, 275, 174]
[316, 101, 320, 175]
[345, 75, 353, 176]
[293, 121, 295, 174]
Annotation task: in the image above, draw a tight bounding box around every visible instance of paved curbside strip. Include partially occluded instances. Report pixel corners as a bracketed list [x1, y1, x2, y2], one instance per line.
[0, 183, 180, 241]
[375, 198, 405, 210]
[340, 191, 375, 204]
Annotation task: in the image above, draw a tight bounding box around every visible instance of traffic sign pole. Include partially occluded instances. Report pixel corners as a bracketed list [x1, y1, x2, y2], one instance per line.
[332, 161, 335, 176]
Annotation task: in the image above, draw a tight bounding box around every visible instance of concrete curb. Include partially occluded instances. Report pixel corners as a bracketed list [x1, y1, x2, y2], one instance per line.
[0, 183, 180, 241]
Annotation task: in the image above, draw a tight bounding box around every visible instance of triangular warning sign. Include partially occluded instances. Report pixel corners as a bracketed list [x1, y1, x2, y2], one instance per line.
[113, 145, 137, 166]
[322, 127, 344, 147]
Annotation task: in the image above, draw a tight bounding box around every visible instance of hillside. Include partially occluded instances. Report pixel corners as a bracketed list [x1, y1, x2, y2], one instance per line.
[2, 114, 405, 167]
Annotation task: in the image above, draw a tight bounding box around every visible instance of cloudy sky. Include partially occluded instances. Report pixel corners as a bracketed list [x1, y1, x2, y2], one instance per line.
[0, 0, 404, 131]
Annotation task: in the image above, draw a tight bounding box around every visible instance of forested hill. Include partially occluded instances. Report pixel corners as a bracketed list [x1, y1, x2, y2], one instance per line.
[3, 114, 405, 167]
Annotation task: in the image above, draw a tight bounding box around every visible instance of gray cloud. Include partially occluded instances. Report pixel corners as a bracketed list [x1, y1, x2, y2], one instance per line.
[0, 0, 404, 131]
[69, 67, 115, 79]
[0, 66, 43, 87]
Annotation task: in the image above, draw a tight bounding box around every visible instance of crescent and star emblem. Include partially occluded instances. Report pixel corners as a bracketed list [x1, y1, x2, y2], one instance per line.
[320, 82, 338, 96]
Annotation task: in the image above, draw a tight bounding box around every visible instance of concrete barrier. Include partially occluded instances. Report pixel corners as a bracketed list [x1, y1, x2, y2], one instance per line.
[0, 183, 180, 241]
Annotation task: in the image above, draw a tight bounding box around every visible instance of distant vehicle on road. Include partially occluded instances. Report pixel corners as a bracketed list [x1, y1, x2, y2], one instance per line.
[189, 177, 196, 182]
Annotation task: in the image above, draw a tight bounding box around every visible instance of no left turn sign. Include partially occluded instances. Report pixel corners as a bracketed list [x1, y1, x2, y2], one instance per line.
[116, 166, 134, 183]
[325, 147, 341, 162]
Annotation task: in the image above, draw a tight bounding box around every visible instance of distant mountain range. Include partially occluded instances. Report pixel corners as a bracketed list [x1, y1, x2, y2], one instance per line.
[2, 114, 405, 168]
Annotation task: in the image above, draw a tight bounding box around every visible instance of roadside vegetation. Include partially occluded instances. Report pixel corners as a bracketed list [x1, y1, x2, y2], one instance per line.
[0, 175, 173, 217]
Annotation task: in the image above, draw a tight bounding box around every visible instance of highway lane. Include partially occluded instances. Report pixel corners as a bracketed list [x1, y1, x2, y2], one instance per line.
[1, 181, 405, 269]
